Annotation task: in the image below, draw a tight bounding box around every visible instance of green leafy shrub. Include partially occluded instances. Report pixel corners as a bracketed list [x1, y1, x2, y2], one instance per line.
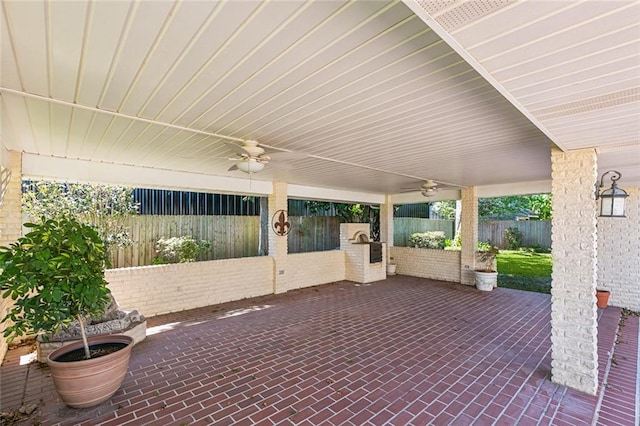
[0, 217, 111, 358]
[477, 241, 492, 251]
[153, 236, 211, 264]
[22, 181, 138, 249]
[504, 226, 524, 250]
[409, 231, 446, 249]
[476, 245, 500, 272]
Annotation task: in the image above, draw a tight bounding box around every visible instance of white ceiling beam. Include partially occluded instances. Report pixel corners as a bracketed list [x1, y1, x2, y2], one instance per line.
[288, 184, 385, 205]
[22, 154, 272, 195]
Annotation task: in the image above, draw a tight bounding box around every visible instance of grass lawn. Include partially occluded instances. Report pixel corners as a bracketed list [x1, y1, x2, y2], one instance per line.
[497, 250, 552, 293]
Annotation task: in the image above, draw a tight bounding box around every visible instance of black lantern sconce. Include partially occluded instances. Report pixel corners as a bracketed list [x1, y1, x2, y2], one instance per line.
[595, 170, 628, 217]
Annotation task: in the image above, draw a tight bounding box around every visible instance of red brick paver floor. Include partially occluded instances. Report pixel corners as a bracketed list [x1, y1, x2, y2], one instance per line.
[1, 276, 637, 425]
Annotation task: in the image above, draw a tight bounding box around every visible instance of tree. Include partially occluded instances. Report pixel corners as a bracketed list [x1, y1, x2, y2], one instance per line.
[304, 201, 380, 240]
[432, 200, 456, 220]
[479, 194, 551, 220]
[22, 181, 139, 249]
[528, 194, 552, 220]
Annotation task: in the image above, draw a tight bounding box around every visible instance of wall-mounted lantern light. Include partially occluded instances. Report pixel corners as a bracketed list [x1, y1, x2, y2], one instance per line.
[595, 170, 628, 217]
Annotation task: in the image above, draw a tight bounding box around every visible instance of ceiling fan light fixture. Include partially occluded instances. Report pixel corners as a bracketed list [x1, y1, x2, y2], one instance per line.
[421, 188, 437, 197]
[236, 160, 265, 174]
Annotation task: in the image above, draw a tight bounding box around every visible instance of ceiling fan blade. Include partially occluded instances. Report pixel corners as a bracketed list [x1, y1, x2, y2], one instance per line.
[227, 164, 239, 171]
[224, 141, 252, 156]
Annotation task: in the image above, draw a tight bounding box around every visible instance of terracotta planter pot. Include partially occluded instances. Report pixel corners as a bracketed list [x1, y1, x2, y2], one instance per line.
[596, 290, 610, 309]
[47, 334, 133, 408]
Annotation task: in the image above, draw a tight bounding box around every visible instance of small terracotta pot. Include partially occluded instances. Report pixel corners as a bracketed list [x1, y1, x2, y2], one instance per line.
[596, 290, 610, 309]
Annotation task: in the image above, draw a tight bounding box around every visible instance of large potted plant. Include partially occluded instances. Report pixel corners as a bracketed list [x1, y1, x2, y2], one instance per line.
[474, 245, 500, 291]
[0, 217, 134, 408]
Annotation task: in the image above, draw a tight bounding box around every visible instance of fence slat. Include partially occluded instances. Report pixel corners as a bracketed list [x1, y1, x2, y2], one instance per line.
[478, 220, 551, 249]
[109, 215, 340, 267]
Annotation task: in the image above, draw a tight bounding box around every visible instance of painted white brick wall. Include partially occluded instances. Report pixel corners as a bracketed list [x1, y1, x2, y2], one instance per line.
[380, 196, 394, 252]
[106, 252, 350, 318]
[0, 152, 22, 247]
[550, 147, 598, 395]
[460, 187, 478, 285]
[286, 251, 346, 292]
[106, 257, 274, 316]
[339, 223, 386, 283]
[0, 152, 22, 362]
[270, 182, 289, 294]
[390, 247, 461, 283]
[597, 186, 640, 311]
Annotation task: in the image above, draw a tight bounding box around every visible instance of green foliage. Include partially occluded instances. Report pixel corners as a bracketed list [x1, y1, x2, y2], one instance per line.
[0, 217, 111, 343]
[504, 226, 524, 249]
[22, 181, 139, 249]
[528, 194, 552, 220]
[479, 194, 552, 220]
[409, 231, 446, 249]
[153, 236, 211, 264]
[477, 241, 492, 251]
[476, 245, 500, 271]
[431, 200, 456, 220]
[304, 201, 380, 240]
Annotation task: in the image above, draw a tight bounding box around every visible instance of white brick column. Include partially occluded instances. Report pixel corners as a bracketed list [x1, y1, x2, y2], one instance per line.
[460, 186, 478, 285]
[269, 182, 288, 294]
[550, 147, 598, 395]
[380, 195, 394, 257]
[0, 151, 22, 362]
[0, 151, 22, 247]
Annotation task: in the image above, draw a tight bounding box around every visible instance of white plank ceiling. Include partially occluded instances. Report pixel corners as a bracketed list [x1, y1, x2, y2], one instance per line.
[1, 0, 638, 196]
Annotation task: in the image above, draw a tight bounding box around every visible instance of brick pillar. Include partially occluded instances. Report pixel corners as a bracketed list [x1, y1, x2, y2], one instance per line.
[0, 151, 22, 247]
[0, 151, 22, 362]
[460, 186, 478, 285]
[550, 147, 598, 395]
[269, 182, 288, 294]
[379, 195, 394, 257]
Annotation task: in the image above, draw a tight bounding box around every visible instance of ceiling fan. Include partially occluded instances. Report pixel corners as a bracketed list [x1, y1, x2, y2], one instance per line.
[225, 140, 271, 174]
[401, 180, 449, 197]
[223, 140, 307, 174]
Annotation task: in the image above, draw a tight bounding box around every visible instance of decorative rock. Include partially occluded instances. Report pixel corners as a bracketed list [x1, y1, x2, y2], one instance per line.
[19, 404, 38, 415]
[36, 295, 147, 363]
[48, 309, 144, 341]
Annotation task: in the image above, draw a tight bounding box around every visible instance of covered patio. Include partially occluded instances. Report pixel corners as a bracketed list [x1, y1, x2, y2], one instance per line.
[1, 0, 639, 421]
[2, 276, 638, 425]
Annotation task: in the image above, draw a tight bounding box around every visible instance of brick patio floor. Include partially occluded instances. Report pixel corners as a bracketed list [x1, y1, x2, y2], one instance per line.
[1, 276, 638, 425]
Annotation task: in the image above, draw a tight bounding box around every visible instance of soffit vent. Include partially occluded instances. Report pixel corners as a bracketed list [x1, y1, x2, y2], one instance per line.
[532, 88, 640, 120]
[415, 0, 515, 32]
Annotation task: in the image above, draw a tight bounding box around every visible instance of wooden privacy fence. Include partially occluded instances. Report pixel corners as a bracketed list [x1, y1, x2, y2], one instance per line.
[393, 218, 455, 246]
[287, 216, 340, 254]
[393, 218, 551, 249]
[479, 220, 551, 249]
[108, 216, 550, 268]
[109, 215, 340, 268]
[110, 215, 260, 268]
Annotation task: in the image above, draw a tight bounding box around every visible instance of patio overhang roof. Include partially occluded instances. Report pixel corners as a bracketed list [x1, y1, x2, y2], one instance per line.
[1, 0, 638, 198]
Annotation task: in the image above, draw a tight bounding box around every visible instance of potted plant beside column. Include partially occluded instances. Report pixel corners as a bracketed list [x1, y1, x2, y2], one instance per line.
[474, 245, 500, 291]
[0, 217, 134, 408]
